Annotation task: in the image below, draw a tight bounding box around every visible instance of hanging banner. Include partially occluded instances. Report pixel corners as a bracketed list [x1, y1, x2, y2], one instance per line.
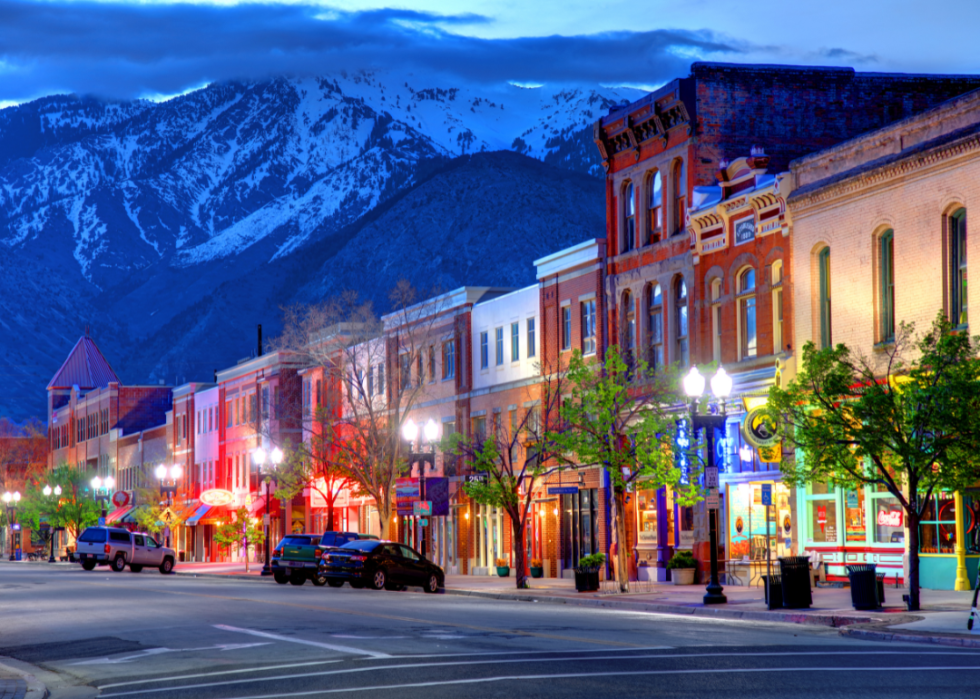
[395, 477, 419, 516]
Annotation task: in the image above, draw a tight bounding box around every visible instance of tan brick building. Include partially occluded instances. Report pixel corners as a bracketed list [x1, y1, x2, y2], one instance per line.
[787, 87, 980, 588]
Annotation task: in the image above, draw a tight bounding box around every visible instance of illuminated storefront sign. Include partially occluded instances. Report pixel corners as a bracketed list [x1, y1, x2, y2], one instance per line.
[200, 488, 234, 507]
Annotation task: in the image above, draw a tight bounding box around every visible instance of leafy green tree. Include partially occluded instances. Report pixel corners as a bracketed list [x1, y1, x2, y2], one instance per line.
[445, 365, 567, 589]
[18, 464, 101, 543]
[213, 506, 265, 570]
[554, 346, 699, 592]
[767, 313, 980, 611]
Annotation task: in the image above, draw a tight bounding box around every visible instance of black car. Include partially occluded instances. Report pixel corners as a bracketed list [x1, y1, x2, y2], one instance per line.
[319, 540, 444, 593]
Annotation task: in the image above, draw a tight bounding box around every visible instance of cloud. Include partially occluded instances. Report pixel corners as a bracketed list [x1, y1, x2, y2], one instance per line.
[0, 0, 745, 102]
[817, 47, 878, 64]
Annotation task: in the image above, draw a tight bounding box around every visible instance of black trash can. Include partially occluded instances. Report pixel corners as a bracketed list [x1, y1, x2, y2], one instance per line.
[876, 572, 886, 604]
[762, 575, 783, 610]
[846, 564, 881, 610]
[778, 556, 813, 609]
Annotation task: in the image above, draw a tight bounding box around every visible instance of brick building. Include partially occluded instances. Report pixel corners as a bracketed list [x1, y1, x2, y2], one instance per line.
[787, 86, 980, 589]
[593, 62, 980, 584]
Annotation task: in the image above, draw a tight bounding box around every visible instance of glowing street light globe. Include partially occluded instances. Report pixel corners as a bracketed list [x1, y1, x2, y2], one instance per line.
[155, 464, 168, 480]
[43, 485, 52, 496]
[252, 447, 266, 466]
[1, 492, 10, 504]
[169, 465, 182, 480]
[402, 418, 418, 443]
[12, 492, 20, 503]
[105, 476, 116, 490]
[683, 366, 705, 399]
[711, 367, 733, 399]
[423, 418, 439, 443]
[270, 447, 284, 465]
[91, 476, 103, 490]
[54, 486, 62, 496]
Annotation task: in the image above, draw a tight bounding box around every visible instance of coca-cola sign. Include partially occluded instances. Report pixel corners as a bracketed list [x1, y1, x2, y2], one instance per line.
[877, 509, 903, 528]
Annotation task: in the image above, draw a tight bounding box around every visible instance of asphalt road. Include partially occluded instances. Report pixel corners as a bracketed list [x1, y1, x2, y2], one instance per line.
[1, 565, 979, 698]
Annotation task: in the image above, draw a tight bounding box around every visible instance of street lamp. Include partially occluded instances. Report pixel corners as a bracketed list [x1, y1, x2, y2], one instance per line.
[90, 475, 116, 520]
[42, 485, 63, 563]
[3, 491, 21, 560]
[683, 366, 732, 605]
[155, 465, 180, 547]
[401, 418, 439, 559]
[254, 445, 284, 576]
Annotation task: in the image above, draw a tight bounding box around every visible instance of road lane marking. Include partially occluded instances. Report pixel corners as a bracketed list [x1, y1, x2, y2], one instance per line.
[71, 643, 270, 665]
[96, 648, 676, 691]
[207, 666, 980, 698]
[95, 651, 980, 698]
[214, 625, 391, 659]
[74, 579, 645, 648]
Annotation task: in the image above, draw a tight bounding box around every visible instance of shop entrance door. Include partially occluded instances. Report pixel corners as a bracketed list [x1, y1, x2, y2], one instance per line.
[560, 489, 599, 573]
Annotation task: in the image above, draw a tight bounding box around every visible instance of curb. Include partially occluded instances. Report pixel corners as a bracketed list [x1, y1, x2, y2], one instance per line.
[0, 658, 48, 699]
[173, 570, 267, 582]
[839, 624, 980, 648]
[440, 587, 883, 628]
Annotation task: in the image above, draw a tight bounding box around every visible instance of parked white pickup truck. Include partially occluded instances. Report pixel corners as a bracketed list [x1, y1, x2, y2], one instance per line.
[75, 526, 176, 574]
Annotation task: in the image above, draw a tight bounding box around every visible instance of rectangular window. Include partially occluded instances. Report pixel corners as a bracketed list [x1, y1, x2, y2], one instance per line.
[472, 416, 486, 442]
[302, 378, 311, 417]
[495, 327, 504, 366]
[819, 248, 832, 349]
[428, 346, 436, 382]
[416, 353, 423, 387]
[527, 318, 536, 358]
[443, 340, 456, 379]
[250, 392, 257, 423]
[197, 411, 201, 435]
[879, 231, 895, 342]
[480, 331, 489, 369]
[226, 401, 233, 428]
[740, 296, 757, 358]
[262, 386, 269, 419]
[581, 300, 596, 355]
[806, 483, 839, 544]
[400, 354, 411, 391]
[377, 364, 385, 396]
[871, 484, 904, 545]
[561, 305, 572, 351]
[367, 366, 375, 396]
[511, 322, 520, 362]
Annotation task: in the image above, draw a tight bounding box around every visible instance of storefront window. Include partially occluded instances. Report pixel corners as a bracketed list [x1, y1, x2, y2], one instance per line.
[870, 484, 903, 545]
[728, 482, 792, 561]
[806, 482, 838, 544]
[844, 489, 866, 542]
[919, 493, 959, 554]
[636, 488, 658, 546]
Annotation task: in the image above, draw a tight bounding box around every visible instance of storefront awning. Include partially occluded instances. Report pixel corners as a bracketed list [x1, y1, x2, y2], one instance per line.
[184, 503, 211, 527]
[199, 505, 231, 526]
[105, 505, 134, 524]
[120, 506, 143, 524]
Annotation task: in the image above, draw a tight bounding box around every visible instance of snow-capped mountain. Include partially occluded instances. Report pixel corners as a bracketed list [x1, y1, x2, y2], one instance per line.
[0, 72, 640, 421]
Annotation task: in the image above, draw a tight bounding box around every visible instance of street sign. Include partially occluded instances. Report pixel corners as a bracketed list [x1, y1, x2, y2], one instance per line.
[706, 493, 719, 509]
[161, 508, 175, 524]
[414, 501, 432, 517]
[419, 518, 429, 527]
[705, 467, 718, 488]
[263, 514, 270, 525]
[96, 518, 104, 527]
[548, 486, 579, 495]
[761, 483, 773, 506]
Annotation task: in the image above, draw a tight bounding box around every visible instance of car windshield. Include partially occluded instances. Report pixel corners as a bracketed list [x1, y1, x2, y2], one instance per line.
[281, 536, 314, 546]
[339, 540, 381, 552]
[78, 528, 107, 543]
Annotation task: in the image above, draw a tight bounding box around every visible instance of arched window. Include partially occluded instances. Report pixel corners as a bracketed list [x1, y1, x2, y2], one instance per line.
[878, 230, 895, 343]
[737, 268, 757, 359]
[771, 260, 784, 353]
[672, 159, 687, 235]
[649, 171, 663, 243]
[648, 283, 664, 369]
[710, 278, 722, 362]
[623, 182, 636, 253]
[950, 209, 967, 327]
[675, 278, 689, 366]
[818, 248, 832, 349]
[622, 290, 635, 352]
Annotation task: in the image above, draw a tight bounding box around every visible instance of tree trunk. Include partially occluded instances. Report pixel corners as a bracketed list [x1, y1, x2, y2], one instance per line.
[378, 497, 391, 540]
[613, 486, 630, 593]
[907, 509, 921, 611]
[326, 495, 335, 532]
[511, 515, 527, 590]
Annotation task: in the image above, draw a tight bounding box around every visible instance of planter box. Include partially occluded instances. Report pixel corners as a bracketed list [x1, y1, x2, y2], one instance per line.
[671, 568, 695, 585]
[574, 570, 600, 592]
[530, 567, 544, 578]
[496, 566, 510, 577]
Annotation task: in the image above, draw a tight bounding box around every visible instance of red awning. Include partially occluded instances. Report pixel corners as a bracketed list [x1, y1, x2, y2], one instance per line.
[105, 505, 135, 524]
[248, 496, 281, 518]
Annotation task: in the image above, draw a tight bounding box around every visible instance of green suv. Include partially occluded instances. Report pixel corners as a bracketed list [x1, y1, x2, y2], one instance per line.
[271, 531, 378, 586]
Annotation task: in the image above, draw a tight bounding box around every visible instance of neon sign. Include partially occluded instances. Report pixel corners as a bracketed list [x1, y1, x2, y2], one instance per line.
[876, 509, 903, 528]
[200, 489, 234, 507]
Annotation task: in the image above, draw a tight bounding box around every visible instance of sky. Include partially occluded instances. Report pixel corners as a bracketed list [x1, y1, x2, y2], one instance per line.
[2, 0, 980, 107]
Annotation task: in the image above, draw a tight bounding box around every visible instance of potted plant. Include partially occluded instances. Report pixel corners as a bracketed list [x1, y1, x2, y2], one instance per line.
[495, 557, 510, 577]
[575, 553, 605, 592]
[667, 549, 696, 585]
[530, 558, 544, 578]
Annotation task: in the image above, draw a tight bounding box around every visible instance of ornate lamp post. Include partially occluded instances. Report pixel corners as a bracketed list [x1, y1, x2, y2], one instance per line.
[42, 485, 63, 562]
[3, 491, 21, 560]
[683, 366, 732, 605]
[154, 465, 181, 547]
[401, 418, 439, 559]
[90, 476, 116, 522]
[253, 445, 284, 576]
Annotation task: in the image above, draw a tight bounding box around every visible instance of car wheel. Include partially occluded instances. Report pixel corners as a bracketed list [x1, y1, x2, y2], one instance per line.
[349, 580, 365, 589]
[327, 579, 344, 588]
[370, 568, 386, 590]
[312, 573, 328, 587]
[129, 564, 143, 573]
[423, 573, 441, 594]
[81, 561, 96, 571]
[111, 555, 127, 572]
[159, 557, 174, 575]
[274, 571, 290, 585]
[289, 574, 306, 586]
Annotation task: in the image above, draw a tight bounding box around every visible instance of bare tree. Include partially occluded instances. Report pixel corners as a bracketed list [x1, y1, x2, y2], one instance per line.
[446, 362, 568, 588]
[273, 281, 447, 539]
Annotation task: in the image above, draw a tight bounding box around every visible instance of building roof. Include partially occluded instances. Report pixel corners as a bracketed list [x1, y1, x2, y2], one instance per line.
[46, 336, 120, 391]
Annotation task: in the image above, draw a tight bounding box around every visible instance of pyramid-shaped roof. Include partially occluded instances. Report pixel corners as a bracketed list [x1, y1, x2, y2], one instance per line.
[47, 336, 120, 391]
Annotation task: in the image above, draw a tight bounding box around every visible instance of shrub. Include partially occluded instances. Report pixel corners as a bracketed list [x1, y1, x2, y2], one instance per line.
[495, 558, 509, 567]
[530, 559, 543, 568]
[666, 549, 696, 570]
[576, 552, 606, 572]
